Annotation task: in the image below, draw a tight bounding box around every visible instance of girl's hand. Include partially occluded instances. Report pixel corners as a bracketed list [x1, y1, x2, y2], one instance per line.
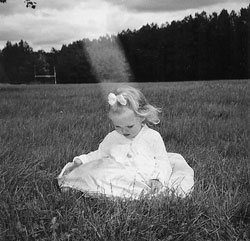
[148, 179, 163, 193]
[73, 158, 82, 165]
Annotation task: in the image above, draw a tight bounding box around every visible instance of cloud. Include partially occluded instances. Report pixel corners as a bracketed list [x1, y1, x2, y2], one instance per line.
[0, 0, 111, 51]
[104, 0, 249, 12]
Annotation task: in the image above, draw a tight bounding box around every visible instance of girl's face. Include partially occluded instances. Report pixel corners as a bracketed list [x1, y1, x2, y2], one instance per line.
[109, 108, 144, 139]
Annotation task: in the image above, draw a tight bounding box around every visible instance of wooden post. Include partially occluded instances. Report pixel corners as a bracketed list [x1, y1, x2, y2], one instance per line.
[54, 66, 57, 84]
[34, 65, 36, 82]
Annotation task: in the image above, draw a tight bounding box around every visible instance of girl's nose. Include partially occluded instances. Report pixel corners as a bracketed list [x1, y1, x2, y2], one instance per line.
[121, 129, 129, 135]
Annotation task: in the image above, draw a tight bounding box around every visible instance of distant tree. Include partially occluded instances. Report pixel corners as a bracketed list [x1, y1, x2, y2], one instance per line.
[0, 51, 8, 83]
[229, 10, 241, 79]
[214, 9, 231, 79]
[118, 5, 250, 82]
[2, 40, 34, 83]
[118, 24, 161, 82]
[45, 48, 59, 76]
[56, 41, 97, 83]
[237, 6, 250, 78]
[33, 50, 51, 83]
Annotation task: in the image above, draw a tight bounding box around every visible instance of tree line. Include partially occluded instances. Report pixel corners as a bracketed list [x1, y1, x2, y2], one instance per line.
[0, 5, 249, 84]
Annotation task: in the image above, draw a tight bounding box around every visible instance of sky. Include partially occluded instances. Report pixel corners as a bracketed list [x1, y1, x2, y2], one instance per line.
[0, 0, 249, 52]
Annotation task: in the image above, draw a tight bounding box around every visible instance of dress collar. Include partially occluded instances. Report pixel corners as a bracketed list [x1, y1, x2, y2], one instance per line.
[131, 124, 148, 141]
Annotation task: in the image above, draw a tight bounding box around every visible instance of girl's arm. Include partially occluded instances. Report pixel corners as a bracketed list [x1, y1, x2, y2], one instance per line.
[73, 132, 113, 164]
[58, 146, 106, 178]
[72, 150, 100, 164]
[58, 132, 113, 178]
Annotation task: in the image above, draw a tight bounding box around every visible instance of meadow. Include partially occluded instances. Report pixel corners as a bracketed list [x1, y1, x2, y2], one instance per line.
[0, 80, 249, 240]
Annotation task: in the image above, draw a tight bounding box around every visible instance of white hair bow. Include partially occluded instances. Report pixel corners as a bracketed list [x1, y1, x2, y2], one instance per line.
[108, 93, 127, 106]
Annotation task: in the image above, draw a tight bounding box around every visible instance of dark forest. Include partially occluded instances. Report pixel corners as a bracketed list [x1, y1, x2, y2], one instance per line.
[0, 5, 249, 84]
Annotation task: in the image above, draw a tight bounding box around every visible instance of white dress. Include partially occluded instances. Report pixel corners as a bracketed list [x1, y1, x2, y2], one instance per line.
[57, 125, 194, 198]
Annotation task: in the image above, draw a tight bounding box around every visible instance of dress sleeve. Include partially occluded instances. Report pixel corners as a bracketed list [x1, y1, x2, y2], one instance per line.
[150, 132, 172, 185]
[73, 132, 113, 164]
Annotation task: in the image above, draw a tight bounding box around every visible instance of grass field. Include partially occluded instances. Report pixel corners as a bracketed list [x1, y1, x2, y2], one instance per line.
[0, 80, 250, 240]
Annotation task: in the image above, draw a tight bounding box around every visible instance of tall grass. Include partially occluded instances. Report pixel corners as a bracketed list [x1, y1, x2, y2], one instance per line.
[0, 80, 249, 240]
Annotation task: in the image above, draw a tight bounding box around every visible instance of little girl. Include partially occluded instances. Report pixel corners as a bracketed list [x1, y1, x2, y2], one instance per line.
[57, 86, 194, 198]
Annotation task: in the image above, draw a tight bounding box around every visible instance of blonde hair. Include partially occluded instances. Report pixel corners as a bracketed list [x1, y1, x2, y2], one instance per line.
[108, 86, 161, 125]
